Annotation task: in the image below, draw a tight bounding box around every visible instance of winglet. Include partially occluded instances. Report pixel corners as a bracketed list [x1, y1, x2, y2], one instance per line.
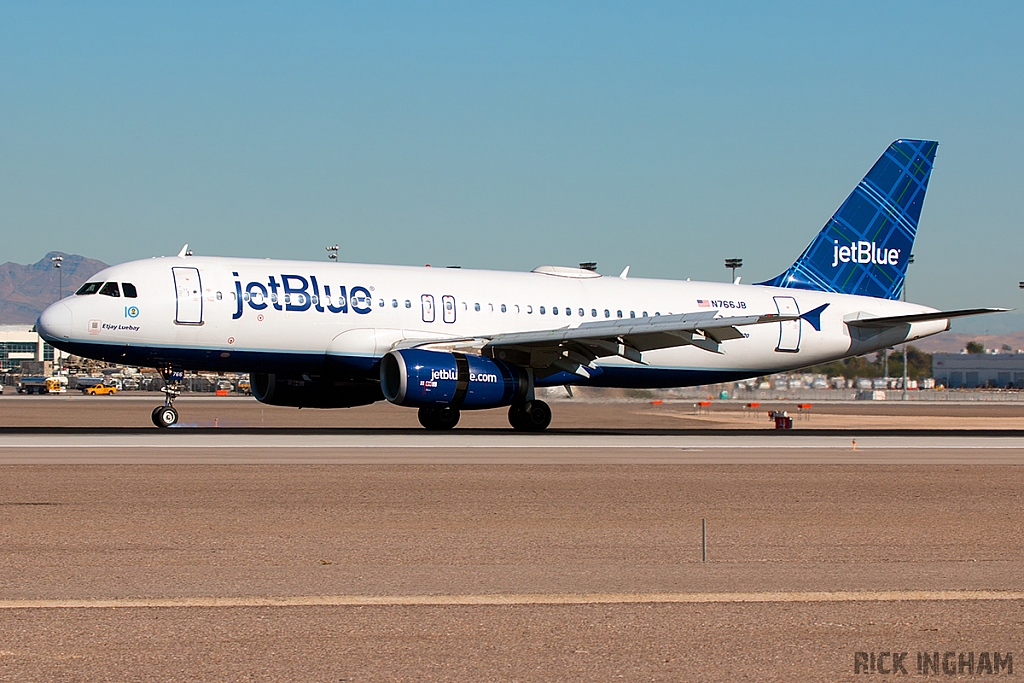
[619, 266, 630, 279]
[800, 303, 829, 332]
[177, 244, 190, 258]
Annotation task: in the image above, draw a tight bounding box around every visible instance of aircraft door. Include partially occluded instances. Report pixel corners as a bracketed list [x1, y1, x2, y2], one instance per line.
[773, 296, 800, 352]
[421, 294, 435, 323]
[442, 295, 456, 324]
[172, 267, 203, 325]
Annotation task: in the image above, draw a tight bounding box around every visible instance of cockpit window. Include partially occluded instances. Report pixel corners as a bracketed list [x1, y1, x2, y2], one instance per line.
[121, 283, 138, 298]
[76, 282, 102, 295]
[98, 282, 121, 297]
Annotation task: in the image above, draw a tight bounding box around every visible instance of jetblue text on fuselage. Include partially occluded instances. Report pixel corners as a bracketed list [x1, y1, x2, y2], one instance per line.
[831, 240, 900, 268]
[232, 272, 373, 319]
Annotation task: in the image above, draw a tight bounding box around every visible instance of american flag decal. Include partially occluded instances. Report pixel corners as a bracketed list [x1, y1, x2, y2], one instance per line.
[697, 299, 711, 308]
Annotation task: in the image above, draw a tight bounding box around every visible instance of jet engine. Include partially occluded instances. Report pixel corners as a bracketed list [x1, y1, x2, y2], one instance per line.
[250, 372, 383, 409]
[379, 349, 527, 409]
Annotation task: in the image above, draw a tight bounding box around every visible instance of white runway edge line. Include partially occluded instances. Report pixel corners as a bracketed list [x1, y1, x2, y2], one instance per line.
[3, 591, 1024, 609]
[4, 435, 1024, 449]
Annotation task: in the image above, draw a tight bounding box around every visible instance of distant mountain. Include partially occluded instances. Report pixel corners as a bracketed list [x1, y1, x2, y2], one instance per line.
[0, 252, 108, 324]
[911, 330, 1024, 354]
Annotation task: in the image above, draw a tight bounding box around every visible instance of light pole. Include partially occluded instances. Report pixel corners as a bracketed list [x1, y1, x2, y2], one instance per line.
[326, 244, 339, 262]
[724, 258, 743, 283]
[902, 254, 915, 400]
[51, 255, 63, 300]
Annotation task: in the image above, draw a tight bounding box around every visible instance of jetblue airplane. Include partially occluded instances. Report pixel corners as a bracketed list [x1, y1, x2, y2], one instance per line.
[37, 140, 1002, 429]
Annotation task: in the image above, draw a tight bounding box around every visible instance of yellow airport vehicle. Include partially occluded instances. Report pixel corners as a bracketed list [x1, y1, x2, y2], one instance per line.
[82, 385, 117, 396]
[45, 377, 67, 394]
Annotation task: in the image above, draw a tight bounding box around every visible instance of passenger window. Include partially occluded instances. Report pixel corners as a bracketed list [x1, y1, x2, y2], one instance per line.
[579, 308, 584, 317]
[630, 311, 636, 318]
[474, 303, 481, 312]
[617, 310, 623, 318]
[378, 299, 385, 307]
[604, 309, 610, 318]
[642, 311, 648, 317]
[501, 304, 507, 313]
[311, 295, 318, 305]
[216, 291, 222, 300]
[99, 282, 121, 297]
[121, 283, 138, 298]
[540, 306, 546, 314]
[552, 307, 558, 315]
[405, 300, 412, 308]
[591, 309, 597, 317]
[76, 282, 102, 295]
[564, 307, 570, 316]
[271, 293, 278, 303]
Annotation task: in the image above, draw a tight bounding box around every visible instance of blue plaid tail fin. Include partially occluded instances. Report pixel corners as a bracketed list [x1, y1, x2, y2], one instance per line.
[756, 139, 938, 300]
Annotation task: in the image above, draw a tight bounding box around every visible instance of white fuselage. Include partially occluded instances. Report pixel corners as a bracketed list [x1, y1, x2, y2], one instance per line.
[37, 255, 947, 386]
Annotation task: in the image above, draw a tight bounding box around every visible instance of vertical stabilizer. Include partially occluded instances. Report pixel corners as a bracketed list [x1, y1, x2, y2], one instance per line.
[757, 139, 937, 300]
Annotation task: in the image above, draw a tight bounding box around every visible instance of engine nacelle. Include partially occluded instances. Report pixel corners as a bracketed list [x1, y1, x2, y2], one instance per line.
[380, 349, 527, 409]
[250, 372, 383, 409]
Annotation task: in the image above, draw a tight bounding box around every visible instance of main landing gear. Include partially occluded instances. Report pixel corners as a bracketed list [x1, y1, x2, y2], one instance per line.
[508, 400, 552, 432]
[152, 368, 182, 428]
[418, 406, 461, 430]
[417, 401, 552, 431]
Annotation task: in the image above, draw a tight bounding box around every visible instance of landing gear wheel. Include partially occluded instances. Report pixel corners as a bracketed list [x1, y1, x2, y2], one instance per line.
[153, 405, 178, 428]
[509, 400, 551, 432]
[418, 406, 461, 430]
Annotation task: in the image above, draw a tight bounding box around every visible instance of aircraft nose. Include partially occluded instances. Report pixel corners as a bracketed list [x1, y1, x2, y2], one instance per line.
[37, 302, 73, 341]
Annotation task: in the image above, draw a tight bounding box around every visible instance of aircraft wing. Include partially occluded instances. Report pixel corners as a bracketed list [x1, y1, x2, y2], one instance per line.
[397, 309, 799, 379]
[844, 308, 1009, 329]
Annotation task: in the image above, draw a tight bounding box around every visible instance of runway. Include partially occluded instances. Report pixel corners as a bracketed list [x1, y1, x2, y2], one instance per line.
[2, 431, 1024, 464]
[4, 401, 1024, 680]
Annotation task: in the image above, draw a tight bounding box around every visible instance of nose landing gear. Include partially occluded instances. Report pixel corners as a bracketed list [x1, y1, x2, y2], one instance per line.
[152, 404, 178, 428]
[152, 368, 183, 428]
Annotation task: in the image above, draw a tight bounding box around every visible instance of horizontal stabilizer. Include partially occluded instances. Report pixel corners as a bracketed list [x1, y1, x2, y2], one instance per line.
[845, 308, 1009, 329]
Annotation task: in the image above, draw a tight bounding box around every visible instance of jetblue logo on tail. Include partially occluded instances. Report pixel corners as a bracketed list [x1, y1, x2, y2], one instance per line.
[832, 240, 900, 267]
[756, 139, 937, 301]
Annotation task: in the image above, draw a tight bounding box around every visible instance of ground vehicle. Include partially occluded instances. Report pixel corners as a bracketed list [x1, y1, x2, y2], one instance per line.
[45, 376, 67, 393]
[17, 376, 67, 394]
[82, 384, 117, 395]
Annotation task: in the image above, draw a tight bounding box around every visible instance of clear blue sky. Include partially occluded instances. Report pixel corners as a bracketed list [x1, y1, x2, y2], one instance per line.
[2, 2, 1022, 330]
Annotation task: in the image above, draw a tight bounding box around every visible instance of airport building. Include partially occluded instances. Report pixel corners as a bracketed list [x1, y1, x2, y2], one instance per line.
[0, 325, 62, 373]
[932, 352, 1024, 389]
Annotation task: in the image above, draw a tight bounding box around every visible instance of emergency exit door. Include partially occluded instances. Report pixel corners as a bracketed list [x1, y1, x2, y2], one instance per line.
[773, 296, 800, 352]
[172, 267, 203, 325]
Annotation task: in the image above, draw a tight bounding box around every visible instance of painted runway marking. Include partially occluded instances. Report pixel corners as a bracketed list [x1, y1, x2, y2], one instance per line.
[3, 590, 1024, 609]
